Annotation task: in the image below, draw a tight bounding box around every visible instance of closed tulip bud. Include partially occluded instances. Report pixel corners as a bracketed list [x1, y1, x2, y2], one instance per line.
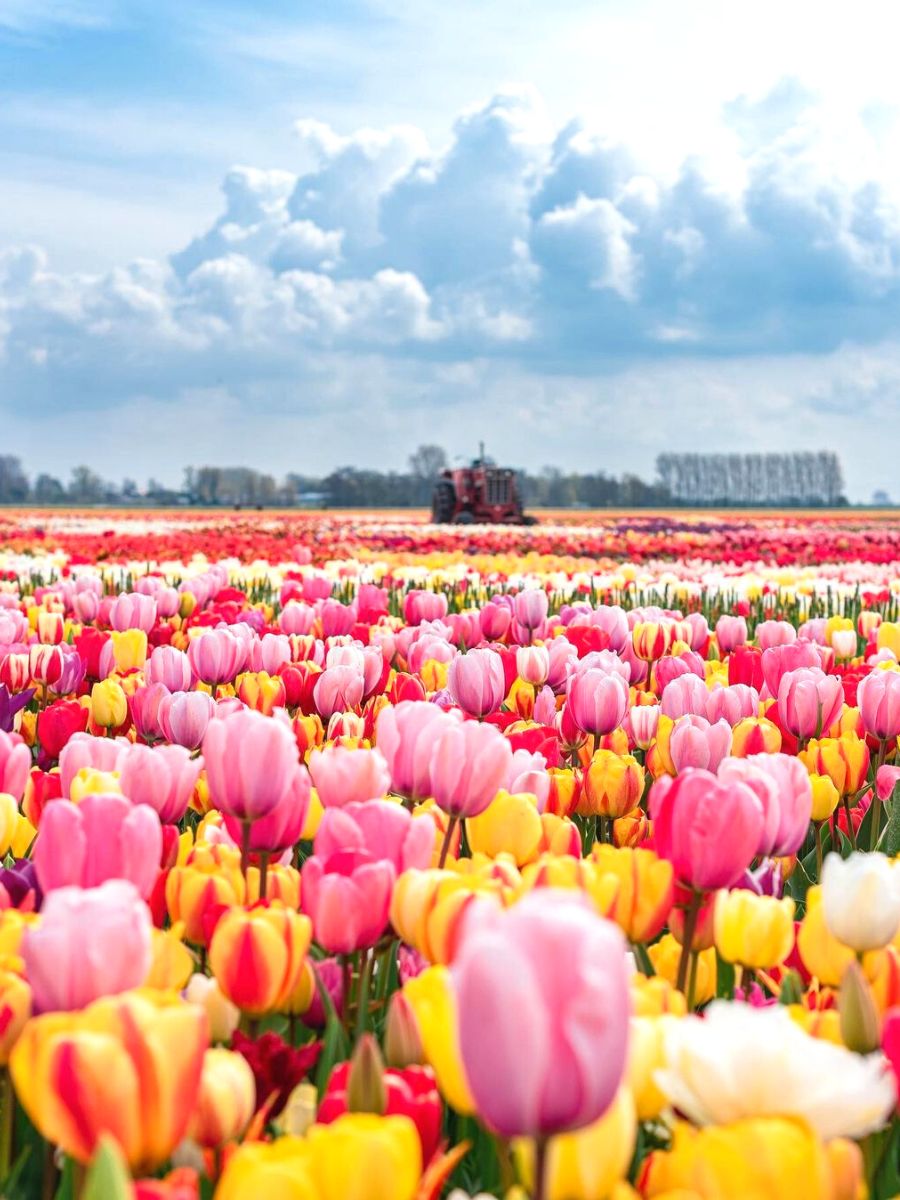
[566, 670, 629, 736]
[831, 630, 858, 660]
[627, 703, 660, 750]
[385, 992, 425, 1069]
[580, 750, 644, 819]
[857, 669, 900, 741]
[448, 648, 506, 717]
[345, 1034, 388, 1115]
[90, 679, 128, 729]
[669, 714, 732, 774]
[715, 614, 748, 653]
[631, 972, 687, 1017]
[29, 644, 64, 687]
[452, 891, 630, 1137]
[183, 973, 240, 1043]
[236, 670, 286, 715]
[145, 925, 194, 991]
[592, 845, 674, 943]
[809, 772, 841, 821]
[110, 629, 148, 672]
[612, 806, 649, 847]
[714, 890, 795, 969]
[209, 902, 312, 1016]
[730, 715, 782, 757]
[68, 766, 121, 802]
[513, 1087, 636, 1199]
[878, 622, 900, 658]
[203, 709, 300, 823]
[777, 667, 844, 740]
[514, 588, 549, 632]
[544, 767, 579, 817]
[840, 960, 881, 1054]
[187, 1048, 256, 1148]
[10, 990, 207, 1169]
[822, 852, 900, 953]
[37, 611, 64, 645]
[799, 733, 869, 797]
[308, 743, 391, 808]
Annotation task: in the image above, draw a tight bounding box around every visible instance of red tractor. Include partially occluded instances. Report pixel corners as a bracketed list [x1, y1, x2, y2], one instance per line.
[431, 449, 536, 525]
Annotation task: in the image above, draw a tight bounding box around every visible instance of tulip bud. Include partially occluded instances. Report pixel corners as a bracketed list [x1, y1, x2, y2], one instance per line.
[187, 1048, 256, 1149]
[840, 960, 881, 1054]
[346, 1034, 387, 1115]
[384, 993, 425, 1069]
[183, 974, 240, 1043]
[809, 773, 840, 821]
[90, 679, 128, 729]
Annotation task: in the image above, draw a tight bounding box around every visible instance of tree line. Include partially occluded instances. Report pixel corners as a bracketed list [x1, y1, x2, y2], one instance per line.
[0, 448, 848, 508]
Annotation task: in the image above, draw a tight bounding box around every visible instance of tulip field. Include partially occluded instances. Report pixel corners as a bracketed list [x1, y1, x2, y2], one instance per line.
[5, 507, 900, 1199]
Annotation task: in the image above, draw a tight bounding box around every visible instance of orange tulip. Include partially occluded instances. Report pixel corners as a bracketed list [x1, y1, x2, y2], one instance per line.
[208, 903, 312, 1016]
[165, 844, 247, 945]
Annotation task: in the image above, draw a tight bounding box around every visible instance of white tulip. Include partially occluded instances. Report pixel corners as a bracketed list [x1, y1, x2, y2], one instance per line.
[656, 1002, 896, 1141]
[822, 851, 900, 952]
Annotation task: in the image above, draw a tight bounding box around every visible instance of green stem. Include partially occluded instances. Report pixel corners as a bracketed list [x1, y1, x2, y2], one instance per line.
[675, 891, 702, 998]
[240, 820, 252, 881]
[814, 821, 824, 880]
[259, 852, 270, 900]
[687, 950, 700, 1011]
[533, 1136, 549, 1200]
[0, 1068, 13, 1181]
[438, 815, 458, 869]
[354, 951, 374, 1040]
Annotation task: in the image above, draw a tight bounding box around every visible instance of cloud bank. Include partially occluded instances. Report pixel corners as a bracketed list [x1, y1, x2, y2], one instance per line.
[4, 81, 900, 496]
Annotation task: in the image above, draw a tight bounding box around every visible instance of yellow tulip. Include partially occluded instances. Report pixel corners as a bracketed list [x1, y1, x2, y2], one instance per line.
[89, 679, 128, 729]
[809, 774, 840, 822]
[591, 845, 674, 943]
[402, 965, 474, 1113]
[216, 1137, 318, 1200]
[306, 1113, 421, 1200]
[579, 750, 644, 819]
[69, 768, 122, 803]
[797, 886, 855, 987]
[628, 1017, 678, 1121]
[187, 1047, 256, 1148]
[714, 891, 795, 970]
[642, 1117, 862, 1200]
[648, 935, 716, 1005]
[144, 924, 194, 991]
[110, 629, 148, 672]
[877, 622, 900, 659]
[630, 973, 687, 1018]
[0, 968, 31, 1064]
[799, 733, 869, 797]
[466, 790, 543, 866]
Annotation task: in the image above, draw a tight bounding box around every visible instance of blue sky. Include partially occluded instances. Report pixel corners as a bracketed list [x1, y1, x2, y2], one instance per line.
[4, 0, 900, 498]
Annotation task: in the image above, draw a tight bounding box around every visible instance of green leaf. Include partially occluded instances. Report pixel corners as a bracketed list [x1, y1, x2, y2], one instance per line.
[715, 955, 735, 999]
[81, 1139, 132, 1200]
[879, 783, 900, 856]
[315, 1012, 349, 1097]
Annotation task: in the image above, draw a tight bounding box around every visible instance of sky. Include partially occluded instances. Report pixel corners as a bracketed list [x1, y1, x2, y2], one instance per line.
[3, 0, 900, 499]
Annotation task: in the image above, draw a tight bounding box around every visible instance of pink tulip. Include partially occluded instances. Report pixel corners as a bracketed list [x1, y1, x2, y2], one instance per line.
[202, 709, 299, 823]
[669, 715, 732, 774]
[301, 849, 395, 953]
[660, 675, 710, 721]
[157, 690, 216, 750]
[223, 766, 311, 853]
[533, 685, 557, 727]
[566, 670, 628, 736]
[516, 645, 550, 687]
[649, 768, 764, 890]
[589, 605, 630, 652]
[684, 612, 710, 652]
[715, 615, 748, 653]
[313, 665, 365, 719]
[188, 628, 248, 685]
[799, 618, 828, 645]
[508, 750, 550, 808]
[626, 703, 660, 750]
[308, 744, 391, 808]
[479, 602, 512, 641]
[777, 667, 844, 739]
[110, 592, 157, 634]
[314, 800, 434, 872]
[706, 683, 760, 726]
[513, 589, 549, 632]
[575, 650, 630, 684]
[23, 880, 152, 1013]
[858, 671, 900, 742]
[656, 652, 705, 693]
[300, 957, 345, 1027]
[0, 731, 30, 801]
[117, 742, 203, 824]
[428, 717, 513, 818]
[448, 648, 506, 718]
[33, 792, 162, 897]
[71, 590, 99, 624]
[452, 890, 629, 1136]
[146, 645, 193, 692]
[375, 702, 456, 801]
[130, 682, 170, 742]
[320, 600, 356, 639]
[545, 636, 579, 689]
[279, 602, 316, 636]
[404, 590, 449, 626]
[245, 633, 290, 676]
[877, 765, 900, 803]
[718, 753, 812, 857]
[755, 620, 797, 651]
[59, 732, 128, 798]
[761, 641, 822, 699]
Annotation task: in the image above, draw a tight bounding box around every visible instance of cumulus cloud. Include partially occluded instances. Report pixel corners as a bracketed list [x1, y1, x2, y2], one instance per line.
[4, 79, 900, 495]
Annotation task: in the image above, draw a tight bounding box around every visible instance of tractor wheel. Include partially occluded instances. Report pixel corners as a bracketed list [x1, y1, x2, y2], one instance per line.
[522, 514, 538, 526]
[455, 510, 475, 525]
[431, 480, 455, 523]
